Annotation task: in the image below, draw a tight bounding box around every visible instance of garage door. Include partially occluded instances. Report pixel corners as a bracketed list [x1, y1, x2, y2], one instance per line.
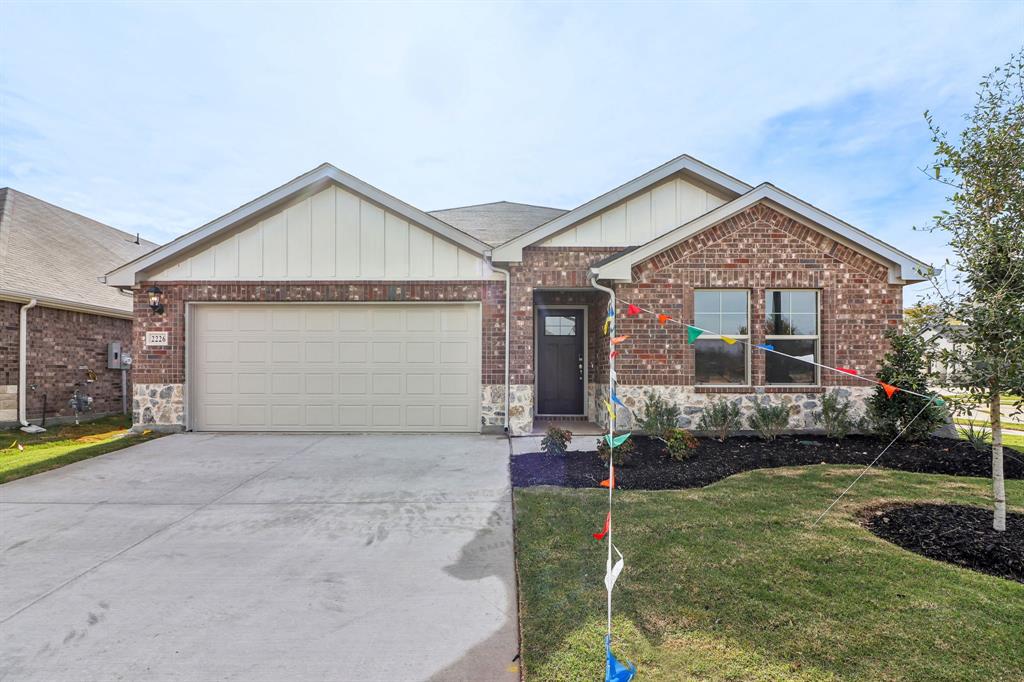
[190, 303, 481, 432]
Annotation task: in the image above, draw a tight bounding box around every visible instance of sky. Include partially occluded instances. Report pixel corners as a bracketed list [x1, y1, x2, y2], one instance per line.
[2, 1, 1022, 304]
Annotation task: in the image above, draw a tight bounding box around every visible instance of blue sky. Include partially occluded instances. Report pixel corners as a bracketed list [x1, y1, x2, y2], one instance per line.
[2, 2, 1022, 303]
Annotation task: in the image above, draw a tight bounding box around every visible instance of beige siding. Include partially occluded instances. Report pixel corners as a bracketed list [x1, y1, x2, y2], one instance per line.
[150, 186, 498, 281]
[543, 177, 728, 247]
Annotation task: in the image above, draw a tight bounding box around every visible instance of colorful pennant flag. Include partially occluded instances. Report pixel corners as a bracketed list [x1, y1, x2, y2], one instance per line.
[626, 304, 641, 317]
[605, 544, 625, 593]
[605, 635, 637, 682]
[880, 382, 898, 399]
[657, 314, 671, 326]
[593, 512, 610, 540]
[686, 326, 703, 344]
[604, 432, 631, 448]
[600, 475, 615, 489]
[933, 396, 945, 406]
[837, 367, 858, 375]
[610, 335, 629, 345]
[755, 344, 775, 351]
[603, 308, 614, 335]
[796, 354, 814, 363]
[609, 350, 620, 359]
[611, 392, 626, 409]
[721, 336, 737, 345]
[604, 400, 616, 419]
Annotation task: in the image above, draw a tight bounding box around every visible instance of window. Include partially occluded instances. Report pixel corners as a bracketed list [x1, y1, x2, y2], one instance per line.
[765, 290, 819, 385]
[693, 290, 749, 385]
[544, 315, 576, 336]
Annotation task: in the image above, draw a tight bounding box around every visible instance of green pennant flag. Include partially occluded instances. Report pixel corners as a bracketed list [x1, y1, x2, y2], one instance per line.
[933, 396, 945, 406]
[686, 326, 703, 344]
[605, 432, 631, 448]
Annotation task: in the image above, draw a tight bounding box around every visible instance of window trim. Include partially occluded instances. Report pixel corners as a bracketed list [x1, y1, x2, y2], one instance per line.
[693, 288, 751, 387]
[764, 288, 820, 387]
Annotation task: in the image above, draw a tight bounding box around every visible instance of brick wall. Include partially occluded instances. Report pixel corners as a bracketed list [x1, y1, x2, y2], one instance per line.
[614, 203, 902, 386]
[1, 299, 133, 421]
[131, 281, 506, 385]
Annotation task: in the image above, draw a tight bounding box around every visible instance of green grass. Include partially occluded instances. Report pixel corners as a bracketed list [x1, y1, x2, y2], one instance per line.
[953, 417, 1024, 430]
[1, 415, 163, 484]
[514, 467, 1024, 681]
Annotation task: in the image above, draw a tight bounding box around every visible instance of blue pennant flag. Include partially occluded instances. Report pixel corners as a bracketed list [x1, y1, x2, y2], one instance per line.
[755, 344, 775, 351]
[611, 392, 626, 409]
[605, 635, 636, 682]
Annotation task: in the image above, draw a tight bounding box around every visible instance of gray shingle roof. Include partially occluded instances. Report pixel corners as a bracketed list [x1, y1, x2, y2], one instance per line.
[0, 188, 157, 315]
[428, 201, 567, 247]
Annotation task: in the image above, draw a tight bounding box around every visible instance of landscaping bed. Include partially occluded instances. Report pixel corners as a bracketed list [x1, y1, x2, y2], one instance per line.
[861, 503, 1024, 584]
[512, 434, 1024, 490]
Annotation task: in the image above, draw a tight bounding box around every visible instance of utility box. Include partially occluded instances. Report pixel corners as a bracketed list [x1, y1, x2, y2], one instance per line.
[107, 342, 123, 369]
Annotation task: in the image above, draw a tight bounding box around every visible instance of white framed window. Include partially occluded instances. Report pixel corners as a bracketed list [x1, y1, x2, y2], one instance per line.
[765, 289, 819, 385]
[693, 289, 750, 385]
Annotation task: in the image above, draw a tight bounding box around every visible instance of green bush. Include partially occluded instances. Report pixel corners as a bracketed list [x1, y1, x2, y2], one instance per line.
[813, 391, 858, 439]
[664, 427, 698, 460]
[597, 434, 636, 465]
[866, 328, 947, 441]
[747, 398, 790, 441]
[697, 399, 743, 442]
[958, 422, 992, 452]
[541, 425, 573, 456]
[637, 392, 681, 438]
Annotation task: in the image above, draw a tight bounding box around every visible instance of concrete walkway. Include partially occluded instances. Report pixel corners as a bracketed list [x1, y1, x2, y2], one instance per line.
[0, 433, 518, 681]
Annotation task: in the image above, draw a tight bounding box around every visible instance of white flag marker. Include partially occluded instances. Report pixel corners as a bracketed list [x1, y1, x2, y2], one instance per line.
[605, 544, 624, 593]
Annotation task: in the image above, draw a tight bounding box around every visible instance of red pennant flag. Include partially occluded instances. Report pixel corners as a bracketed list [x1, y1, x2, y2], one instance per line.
[609, 350, 620, 359]
[626, 304, 641, 317]
[837, 367, 858, 375]
[881, 382, 898, 399]
[593, 512, 610, 539]
[657, 314, 671, 326]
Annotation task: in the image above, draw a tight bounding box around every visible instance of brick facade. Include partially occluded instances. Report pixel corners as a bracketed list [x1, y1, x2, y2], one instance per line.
[1, 299, 133, 423]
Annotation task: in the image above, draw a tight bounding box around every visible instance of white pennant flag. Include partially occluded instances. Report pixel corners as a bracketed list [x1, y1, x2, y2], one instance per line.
[610, 369, 617, 382]
[605, 544, 625, 593]
[796, 354, 814, 363]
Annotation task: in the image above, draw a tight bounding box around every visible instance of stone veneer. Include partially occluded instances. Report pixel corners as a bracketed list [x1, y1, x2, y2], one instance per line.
[133, 383, 185, 431]
[481, 384, 504, 430]
[0, 385, 17, 423]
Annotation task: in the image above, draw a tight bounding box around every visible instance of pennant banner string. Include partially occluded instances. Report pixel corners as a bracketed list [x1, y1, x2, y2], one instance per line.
[612, 296, 940, 403]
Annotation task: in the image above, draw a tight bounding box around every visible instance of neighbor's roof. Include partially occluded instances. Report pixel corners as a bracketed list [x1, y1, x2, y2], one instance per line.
[0, 188, 157, 317]
[428, 201, 567, 246]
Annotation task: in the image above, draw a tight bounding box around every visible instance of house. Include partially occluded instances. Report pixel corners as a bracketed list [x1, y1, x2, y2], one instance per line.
[104, 155, 931, 435]
[0, 188, 157, 427]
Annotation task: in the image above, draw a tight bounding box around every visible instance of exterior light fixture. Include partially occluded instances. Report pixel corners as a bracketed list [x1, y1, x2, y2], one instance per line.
[147, 285, 165, 314]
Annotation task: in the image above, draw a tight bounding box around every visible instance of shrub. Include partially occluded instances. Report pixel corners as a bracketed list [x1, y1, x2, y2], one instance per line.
[596, 434, 636, 465]
[747, 398, 790, 441]
[637, 392, 681, 439]
[958, 422, 992, 452]
[664, 427, 698, 460]
[540, 425, 573, 456]
[866, 328, 947, 441]
[696, 399, 743, 442]
[814, 391, 858, 439]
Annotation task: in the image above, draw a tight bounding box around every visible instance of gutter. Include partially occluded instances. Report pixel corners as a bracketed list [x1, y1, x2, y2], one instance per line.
[1, 289, 134, 320]
[18, 299, 45, 432]
[488, 257, 512, 434]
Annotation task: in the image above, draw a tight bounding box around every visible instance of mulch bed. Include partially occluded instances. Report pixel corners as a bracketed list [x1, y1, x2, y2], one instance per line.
[511, 435, 1024, 490]
[861, 503, 1024, 583]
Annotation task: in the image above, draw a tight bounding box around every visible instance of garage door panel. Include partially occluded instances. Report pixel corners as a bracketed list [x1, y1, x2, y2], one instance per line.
[192, 303, 479, 431]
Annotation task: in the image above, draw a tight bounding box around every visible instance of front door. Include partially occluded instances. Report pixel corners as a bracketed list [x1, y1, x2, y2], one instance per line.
[536, 309, 584, 414]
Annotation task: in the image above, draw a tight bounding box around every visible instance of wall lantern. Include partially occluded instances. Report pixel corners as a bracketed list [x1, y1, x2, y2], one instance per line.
[147, 285, 165, 314]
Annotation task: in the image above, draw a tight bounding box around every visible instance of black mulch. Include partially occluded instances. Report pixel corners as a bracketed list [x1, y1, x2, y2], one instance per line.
[511, 435, 1024, 490]
[861, 503, 1024, 583]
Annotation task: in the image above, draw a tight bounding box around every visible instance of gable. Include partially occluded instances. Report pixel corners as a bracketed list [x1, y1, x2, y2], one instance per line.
[541, 176, 728, 247]
[149, 185, 499, 282]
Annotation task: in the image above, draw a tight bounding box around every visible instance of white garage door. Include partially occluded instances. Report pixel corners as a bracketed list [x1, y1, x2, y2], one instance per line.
[190, 303, 481, 432]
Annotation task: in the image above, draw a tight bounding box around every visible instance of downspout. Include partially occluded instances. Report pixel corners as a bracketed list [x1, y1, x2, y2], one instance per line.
[590, 272, 615, 423]
[18, 299, 38, 429]
[488, 258, 512, 434]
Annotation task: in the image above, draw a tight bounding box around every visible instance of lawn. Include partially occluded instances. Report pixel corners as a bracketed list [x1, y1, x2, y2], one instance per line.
[514, 466, 1024, 681]
[0, 415, 162, 484]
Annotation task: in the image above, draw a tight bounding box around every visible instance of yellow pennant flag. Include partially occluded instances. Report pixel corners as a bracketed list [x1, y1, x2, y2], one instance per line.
[721, 336, 737, 345]
[604, 400, 616, 419]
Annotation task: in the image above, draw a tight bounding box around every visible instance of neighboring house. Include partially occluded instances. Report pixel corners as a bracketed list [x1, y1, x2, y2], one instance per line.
[0, 188, 157, 426]
[105, 155, 931, 435]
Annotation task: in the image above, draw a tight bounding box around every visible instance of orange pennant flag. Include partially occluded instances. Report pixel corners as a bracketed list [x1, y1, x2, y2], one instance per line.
[601, 463, 616, 489]
[610, 335, 629, 345]
[657, 314, 671, 326]
[881, 382, 898, 399]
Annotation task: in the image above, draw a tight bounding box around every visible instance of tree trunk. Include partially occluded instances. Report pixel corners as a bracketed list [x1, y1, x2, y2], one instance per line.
[990, 390, 1006, 532]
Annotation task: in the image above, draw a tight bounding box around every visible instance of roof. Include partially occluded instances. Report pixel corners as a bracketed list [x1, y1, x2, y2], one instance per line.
[106, 163, 492, 287]
[0, 188, 156, 316]
[428, 201, 567, 246]
[491, 154, 753, 261]
[591, 183, 935, 284]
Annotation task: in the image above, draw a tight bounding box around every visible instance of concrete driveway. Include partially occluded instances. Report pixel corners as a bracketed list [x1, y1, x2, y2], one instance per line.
[0, 433, 518, 682]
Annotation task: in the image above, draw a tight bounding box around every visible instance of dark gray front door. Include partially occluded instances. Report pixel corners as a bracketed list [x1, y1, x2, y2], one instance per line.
[537, 309, 584, 414]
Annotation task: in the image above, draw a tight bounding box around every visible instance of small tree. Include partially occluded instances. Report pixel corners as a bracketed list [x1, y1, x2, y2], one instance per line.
[920, 48, 1024, 531]
[866, 328, 947, 441]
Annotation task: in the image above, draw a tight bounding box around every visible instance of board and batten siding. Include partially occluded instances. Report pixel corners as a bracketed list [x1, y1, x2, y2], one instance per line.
[542, 177, 728, 247]
[150, 185, 499, 281]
